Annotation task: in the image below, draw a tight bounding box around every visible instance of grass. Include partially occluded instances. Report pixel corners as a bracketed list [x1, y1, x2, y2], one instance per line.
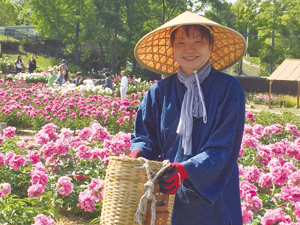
[276, 95, 299, 108]
[244, 56, 260, 66]
[248, 102, 300, 116]
[1, 51, 57, 72]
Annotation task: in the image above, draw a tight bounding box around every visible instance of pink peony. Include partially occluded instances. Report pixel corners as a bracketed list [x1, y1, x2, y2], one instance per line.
[4, 152, 16, 164]
[243, 165, 261, 183]
[2, 126, 16, 138]
[30, 170, 48, 187]
[258, 173, 273, 188]
[40, 141, 56, 158]
[54, 139, 69, 155]
[88, 178, 105, 201]
[0, 153, 4, 167]
[27, 184, 45, 197]
[271, 166, 289, 185]
[242, 207, 253, 224]
[9, 155, 26, 170]
[27, 150, 41, 164]
[58, 127, 73, 139]
[78, 127, 93, 140]
[281, 186, 300, 203]
[261, 208, 291, 225]
[32, 214, 55, 225]
[56, 176, 73, 196]
[78, 189, 96, 212]
[0, 183, 11, 198]
[76, 145, 92, 159]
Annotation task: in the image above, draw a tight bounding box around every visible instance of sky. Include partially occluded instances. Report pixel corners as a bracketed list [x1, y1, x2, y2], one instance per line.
[225, 0, 237, 4]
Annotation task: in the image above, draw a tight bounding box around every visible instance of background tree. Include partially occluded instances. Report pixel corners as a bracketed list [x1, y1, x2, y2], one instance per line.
[0, 0, 19, 26]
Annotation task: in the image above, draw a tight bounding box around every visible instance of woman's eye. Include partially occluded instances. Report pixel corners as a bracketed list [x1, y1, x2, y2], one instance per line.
[195, 41, 203, 44]
[177, 42, 184, 45]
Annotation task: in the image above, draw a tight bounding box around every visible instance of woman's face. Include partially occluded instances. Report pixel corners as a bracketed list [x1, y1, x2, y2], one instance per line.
[172, 26, 211, 75]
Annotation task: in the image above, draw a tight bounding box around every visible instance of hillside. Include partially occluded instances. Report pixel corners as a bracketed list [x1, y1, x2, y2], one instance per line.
[242, 58, 260, 76]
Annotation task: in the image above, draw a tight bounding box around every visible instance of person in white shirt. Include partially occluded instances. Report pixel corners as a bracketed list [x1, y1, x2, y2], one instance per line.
[15, 55, 23, 74]
[120, 70, 128, 99]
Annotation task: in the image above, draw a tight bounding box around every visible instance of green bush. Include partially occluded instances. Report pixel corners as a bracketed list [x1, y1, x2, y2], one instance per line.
[0, 35, 21, 52]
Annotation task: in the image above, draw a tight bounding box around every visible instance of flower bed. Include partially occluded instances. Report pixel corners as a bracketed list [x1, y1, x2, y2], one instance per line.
[0, 79, 141, 133]
[0, 123, 131, 224]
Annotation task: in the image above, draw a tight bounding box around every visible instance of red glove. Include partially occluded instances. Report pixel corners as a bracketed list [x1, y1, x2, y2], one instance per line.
[129, 149, 145, 158]
[158, 162, 189, 194]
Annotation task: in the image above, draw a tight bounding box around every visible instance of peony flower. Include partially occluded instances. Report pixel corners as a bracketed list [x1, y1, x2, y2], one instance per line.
[88, 178, 105, 201]
[9, 155, 26, 171]
[2, 126, 16, 138]
[76, 145, 92, 159]
[32, 214, 55, 225]
[261, 208, 291, 225]
[242, 207, 253, 224]
[27, 184, 45, 197]
[0, 183, 11, 198]
[78, 189, 96, 212]
[27, 150, 41, 164]
[56, 176, 73, 196]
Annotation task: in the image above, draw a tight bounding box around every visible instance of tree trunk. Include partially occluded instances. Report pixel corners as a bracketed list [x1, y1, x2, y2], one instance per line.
[112, 27, 118, 74]
[131, 61, 136, 79]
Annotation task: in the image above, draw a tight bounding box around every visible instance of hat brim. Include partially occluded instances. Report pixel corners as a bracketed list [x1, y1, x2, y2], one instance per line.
[134, 11, 247, 74]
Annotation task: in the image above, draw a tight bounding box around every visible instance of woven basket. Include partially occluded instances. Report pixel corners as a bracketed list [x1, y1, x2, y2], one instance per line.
[100, 156, 175, 225]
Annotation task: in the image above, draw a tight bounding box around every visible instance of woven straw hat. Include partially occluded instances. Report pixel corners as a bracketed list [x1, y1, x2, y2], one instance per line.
[134, 11, 247, 74]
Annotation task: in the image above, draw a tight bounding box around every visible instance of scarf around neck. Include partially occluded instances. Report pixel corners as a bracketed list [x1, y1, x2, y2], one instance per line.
[176, 61, 212, 155]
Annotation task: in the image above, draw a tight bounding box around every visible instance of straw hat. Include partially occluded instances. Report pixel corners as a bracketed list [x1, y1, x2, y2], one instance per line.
[134, 11, 247, 74]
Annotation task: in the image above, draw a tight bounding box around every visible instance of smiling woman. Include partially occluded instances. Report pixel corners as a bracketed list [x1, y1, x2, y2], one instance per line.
[170, 25, 212, 75]
[131, 11, 247, 225]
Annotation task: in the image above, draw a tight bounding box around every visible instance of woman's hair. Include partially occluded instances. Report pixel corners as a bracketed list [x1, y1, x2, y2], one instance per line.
[169, 25, 213, 47]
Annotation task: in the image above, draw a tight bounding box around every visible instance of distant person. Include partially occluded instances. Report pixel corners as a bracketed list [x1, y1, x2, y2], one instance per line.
[72, 71, 84, 86]
[57, 59, 68, 86]
[103, 72, 114, 91]
[120, 70, 128, 99]
[28, 55, 36, 73]
[46, 68, 57, 88]
[15, 55, 23, 74]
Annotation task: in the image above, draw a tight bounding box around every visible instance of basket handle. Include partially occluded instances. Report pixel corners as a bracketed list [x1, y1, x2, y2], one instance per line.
[134, 158, 171, 225]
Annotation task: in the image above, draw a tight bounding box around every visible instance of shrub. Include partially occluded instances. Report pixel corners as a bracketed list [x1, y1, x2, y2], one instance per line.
[0, 35, 21, 52]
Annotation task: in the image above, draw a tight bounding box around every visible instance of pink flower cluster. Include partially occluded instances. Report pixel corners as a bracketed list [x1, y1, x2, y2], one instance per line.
[240, 113, 300, 224]
[0, 151, 26, 171]
[0, 183, 11, 198]
[32, 214, 55, 225]
[0, 80, 140, 129]
[78, 178, 105, 212]
[56, 176, 73, 196]
[27, 163, 48, 197]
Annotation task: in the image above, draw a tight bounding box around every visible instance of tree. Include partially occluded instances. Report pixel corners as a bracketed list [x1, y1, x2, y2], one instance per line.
[0, 0, 18, 26]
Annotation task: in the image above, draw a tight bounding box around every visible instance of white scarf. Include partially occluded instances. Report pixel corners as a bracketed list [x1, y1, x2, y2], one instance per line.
[176, 61, 211, 155]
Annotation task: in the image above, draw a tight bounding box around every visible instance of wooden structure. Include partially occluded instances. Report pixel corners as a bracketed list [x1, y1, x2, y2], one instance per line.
[267, 59, 300, 108]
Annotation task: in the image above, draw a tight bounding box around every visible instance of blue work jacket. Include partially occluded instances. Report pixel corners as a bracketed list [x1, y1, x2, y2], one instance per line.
[131, 68, 245, 225]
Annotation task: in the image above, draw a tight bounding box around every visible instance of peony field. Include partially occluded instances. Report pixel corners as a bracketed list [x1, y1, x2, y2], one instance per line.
[1, 73, 300, 225]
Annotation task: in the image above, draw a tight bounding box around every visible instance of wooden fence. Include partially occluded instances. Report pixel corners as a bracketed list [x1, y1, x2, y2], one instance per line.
[233, 75, 299, 96]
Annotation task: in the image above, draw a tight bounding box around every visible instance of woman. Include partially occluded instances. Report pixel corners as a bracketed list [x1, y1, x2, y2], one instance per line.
[130, 11, 246, 225]
[28, 55, 37, 73]
[15, 55, 23, 74]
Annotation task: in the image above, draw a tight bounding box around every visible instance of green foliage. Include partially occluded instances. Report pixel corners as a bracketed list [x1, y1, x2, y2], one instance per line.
[251, 111, 300, 128]
[244, 56, 260, 65]
[0, 0, 19, 26]
[0, 35, 21, 52]
[276, 95, 298, 108]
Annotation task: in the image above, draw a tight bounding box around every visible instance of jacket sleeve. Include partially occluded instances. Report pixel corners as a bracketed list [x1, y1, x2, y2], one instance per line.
[182, 79, 245, 205]
[131, 87, 162, 160]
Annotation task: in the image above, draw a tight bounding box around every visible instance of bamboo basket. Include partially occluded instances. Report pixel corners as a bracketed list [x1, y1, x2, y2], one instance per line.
[100, 156, 175, 225]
